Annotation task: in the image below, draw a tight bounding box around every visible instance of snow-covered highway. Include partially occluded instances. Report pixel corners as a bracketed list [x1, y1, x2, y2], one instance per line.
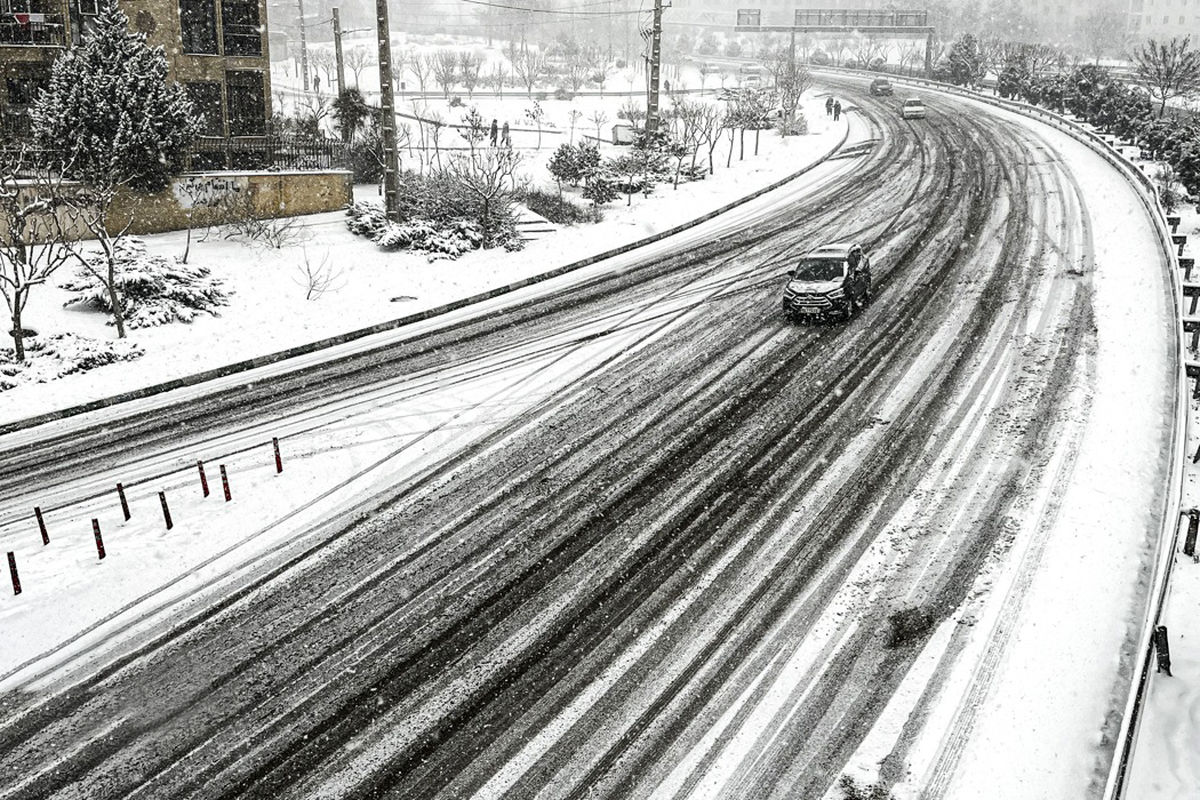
[0, 79, 1179, 799]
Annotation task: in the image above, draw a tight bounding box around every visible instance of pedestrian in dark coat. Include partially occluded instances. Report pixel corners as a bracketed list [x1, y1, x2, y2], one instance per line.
[825, 96, 834, 116]
[833, 100, 842, 121]
[489, 118, 499, 146]
[501, 121, 511, 147]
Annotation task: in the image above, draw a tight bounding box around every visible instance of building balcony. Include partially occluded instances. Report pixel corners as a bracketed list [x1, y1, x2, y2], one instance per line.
[0, 12, 65, 47]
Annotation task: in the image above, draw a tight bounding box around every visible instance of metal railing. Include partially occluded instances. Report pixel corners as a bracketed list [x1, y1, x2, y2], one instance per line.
[0, 11, 64, 46]
[188, 134, 349, 172]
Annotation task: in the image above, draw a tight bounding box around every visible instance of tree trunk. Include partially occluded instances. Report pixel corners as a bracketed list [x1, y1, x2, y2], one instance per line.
[99, 234, 127, 339]
[739, 128, 745, 160]
[10, 291, 24, 362]
[755, 127, 760, 156]
[727, 134, 734, 168]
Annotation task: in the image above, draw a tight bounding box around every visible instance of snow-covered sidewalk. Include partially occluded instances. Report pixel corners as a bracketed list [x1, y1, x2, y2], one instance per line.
[1125, 195, 1200, 800]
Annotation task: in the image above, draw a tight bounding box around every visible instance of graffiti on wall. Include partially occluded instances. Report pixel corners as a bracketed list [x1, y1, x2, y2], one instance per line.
[173, 175, 249, 209]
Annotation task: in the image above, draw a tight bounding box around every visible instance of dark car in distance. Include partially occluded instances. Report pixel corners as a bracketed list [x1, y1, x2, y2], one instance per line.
[869, 77, 893, 96]
[782, 243, 873, 321]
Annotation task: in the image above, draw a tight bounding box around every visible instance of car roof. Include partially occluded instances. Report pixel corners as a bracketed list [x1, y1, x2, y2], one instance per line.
[805, 243, 860, 258]
[904, 97, 924, 103]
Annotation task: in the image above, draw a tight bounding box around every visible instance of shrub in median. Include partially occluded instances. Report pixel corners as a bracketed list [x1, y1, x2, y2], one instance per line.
[519, 188, 602, 224]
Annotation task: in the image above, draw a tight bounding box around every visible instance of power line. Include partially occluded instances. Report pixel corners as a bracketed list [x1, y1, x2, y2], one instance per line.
[459, 0, 643, 17]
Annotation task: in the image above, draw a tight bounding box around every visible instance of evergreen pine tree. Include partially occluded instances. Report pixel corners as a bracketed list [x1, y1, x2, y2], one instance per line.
[31, 1, 198, 337]
[948, 34, 984, 87]
[32, 2, 197, 194]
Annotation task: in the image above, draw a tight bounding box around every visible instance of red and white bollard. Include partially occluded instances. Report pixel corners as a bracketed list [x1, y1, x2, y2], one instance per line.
[273, 437, 283, 474]
[117, 483, 130, 521]
[198, 460, 210, 498]
[34, 506, 48, 545]
[7, 552, 20, 595]
[159, 491, 173, 531]
[220, 465, 232, 502]
[92, 519, 106, 560]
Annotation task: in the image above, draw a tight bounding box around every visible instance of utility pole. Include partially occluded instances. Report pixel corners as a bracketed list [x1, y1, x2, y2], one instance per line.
[645, 0, 665, 131]
[296, 0, 310, 92]
[333, 7, 347, 95]
[375, 0, 401, 219]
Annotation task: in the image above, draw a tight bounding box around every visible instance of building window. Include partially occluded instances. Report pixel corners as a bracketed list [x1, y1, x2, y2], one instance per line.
[226, 70, 265, 135]
[77, 0, 97, 14]
[179, 0, 217, 54]
[220, 0, 261, 56]
[6, 74, 45, 106]
[185, 81, 223, 135]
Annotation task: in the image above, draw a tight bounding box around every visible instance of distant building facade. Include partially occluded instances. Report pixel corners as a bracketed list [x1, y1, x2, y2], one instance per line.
[0, 0, 271, 141]
[1126, 0, 1200, 42]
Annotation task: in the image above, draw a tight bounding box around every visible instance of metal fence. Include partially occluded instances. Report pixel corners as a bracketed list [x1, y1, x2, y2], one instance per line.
[187, 135, 349, 172]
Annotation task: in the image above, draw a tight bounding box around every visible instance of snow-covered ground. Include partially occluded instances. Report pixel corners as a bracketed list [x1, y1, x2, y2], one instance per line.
[1, 72, 1192, 798]
[0, 94, 856, 685]
[0, 92, 845, 426]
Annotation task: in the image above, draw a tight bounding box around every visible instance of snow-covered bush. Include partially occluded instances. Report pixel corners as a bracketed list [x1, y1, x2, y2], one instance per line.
[345, 200, 390, 237]
[60, 238, 230, 328]
[0, 332, 143, 390]
[371, 217, 483, 260]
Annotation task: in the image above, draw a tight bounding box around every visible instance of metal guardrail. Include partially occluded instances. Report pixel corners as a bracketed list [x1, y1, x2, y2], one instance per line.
[813, 65, 1188, 800]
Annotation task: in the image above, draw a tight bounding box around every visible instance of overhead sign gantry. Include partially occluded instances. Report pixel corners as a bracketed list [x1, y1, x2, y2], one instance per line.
[735, 8, 936, 77]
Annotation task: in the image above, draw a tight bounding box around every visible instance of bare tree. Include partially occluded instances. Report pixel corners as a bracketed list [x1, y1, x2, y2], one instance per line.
[433, 50, 458, 97]
[565, 49, 590, 92]
[0, 151, 75, 360]
[771, 54, 811, 132]
[1132, 36, 1200, 115]
[310, 49, 337, 91]
[293, 248, 342, 300]
[426, 109, 447, 170]
[411, 53, 434, 94]
[697, 102, 723, 174]
[590, 109, 608, 144]
[669, 99, 704, 186]
[512, 49, 546, 97]
[853, 32, 888, 69]
[524, 100, 545, 149]
[345, 45, 375, 89]
[443, 148, 522, 247]
[567, 108, 582, 143]
[459, 51, 484, 98]
[897, 40, 923, 76]
[1077, 4, 1127, 63]
[60, 189, 135, 338]
[487, 63, 508, 97]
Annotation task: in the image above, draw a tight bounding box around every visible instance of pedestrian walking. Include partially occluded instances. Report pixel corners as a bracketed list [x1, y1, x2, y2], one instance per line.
[489, 118, 499, 147]
[833, 100, 842, 121]
[825, 96, 834, 116]
[313, 73, 321, 93]
[501, 121, 511, 148]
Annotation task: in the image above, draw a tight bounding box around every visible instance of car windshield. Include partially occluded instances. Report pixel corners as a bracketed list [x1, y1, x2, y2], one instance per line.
[793, 258, 846, 282]
[905, 100, 923, 107]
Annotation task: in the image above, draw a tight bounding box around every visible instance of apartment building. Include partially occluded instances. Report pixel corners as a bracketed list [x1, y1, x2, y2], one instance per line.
[0, 0, 271, 141]
[1126, 0, 1200, 41]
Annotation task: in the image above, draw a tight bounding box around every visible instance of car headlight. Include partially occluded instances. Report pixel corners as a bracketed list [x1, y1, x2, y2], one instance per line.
[827, 287, 845, 299]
